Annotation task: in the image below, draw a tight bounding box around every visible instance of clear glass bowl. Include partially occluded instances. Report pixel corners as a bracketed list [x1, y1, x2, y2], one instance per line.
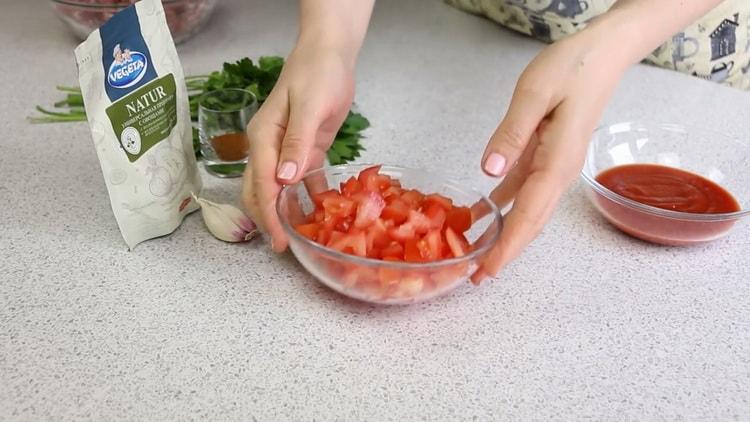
[581, 122, 750, 245]
[50, 0, 217, 44]
[276, 164, 504, 305]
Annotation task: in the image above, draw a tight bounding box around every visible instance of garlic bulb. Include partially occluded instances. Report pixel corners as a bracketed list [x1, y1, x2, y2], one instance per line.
[192, 194, 258, 242]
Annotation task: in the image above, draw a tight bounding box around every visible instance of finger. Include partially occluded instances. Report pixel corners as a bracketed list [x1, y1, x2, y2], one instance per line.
[302, 146, 330, 197]
[246, 95, 290, 252]
[276, 93, 325, 184]
[471, 131, 541, 221]
[482, 85, 552, 178]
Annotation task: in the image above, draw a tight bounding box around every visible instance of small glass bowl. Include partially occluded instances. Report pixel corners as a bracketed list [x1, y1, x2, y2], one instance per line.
[276, 164, 503, 305]
[581, 121, 750, 245]
[50, 0, 217, 44]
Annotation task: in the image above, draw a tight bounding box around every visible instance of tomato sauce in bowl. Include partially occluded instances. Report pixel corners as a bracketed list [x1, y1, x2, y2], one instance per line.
[590, 164, 741, 245]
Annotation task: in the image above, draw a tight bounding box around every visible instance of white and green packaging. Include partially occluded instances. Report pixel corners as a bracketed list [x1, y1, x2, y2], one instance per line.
[75, 0, 201, 249]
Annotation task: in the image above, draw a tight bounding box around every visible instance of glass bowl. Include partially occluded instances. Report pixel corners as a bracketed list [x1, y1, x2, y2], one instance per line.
[581, 121, 750, 245]
[276, 164, 504, 305]
[50, 0, 217, 44]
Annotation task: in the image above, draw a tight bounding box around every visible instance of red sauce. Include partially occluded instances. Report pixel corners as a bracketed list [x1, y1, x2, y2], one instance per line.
[592, 164, 741, 245]
[596, 164, 740, 214]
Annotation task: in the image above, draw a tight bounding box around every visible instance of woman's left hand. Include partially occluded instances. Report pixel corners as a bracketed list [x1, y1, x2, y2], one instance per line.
[472, 26, 629, 284]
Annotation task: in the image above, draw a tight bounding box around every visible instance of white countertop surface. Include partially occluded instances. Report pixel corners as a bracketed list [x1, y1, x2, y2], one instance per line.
[2, 1, 749, 420]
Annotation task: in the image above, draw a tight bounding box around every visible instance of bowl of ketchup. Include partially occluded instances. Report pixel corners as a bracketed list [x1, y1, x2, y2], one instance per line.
[581, 122, 748, 245]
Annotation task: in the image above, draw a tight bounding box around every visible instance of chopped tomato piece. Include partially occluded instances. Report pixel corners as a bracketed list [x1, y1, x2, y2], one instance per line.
[423, 193, 453, 211]
[317, 227, 332, 245]
[311, 189, 339, 207]
[353, 191, 386, 229]
[406, 209, 432, 234]
[424, 203, 447, 230]
[357, 165, 390, 192]
[380, 241, 404, 259]
[446, 206, 472, 233]
[423, 230, 443, 260]
[382, 186, 403, 199]
[400, 190, 424, 206]
[404, 238, 423, 262]
[295, 223, 319, 241]
[387, 223, 415, 242]
[322, 195, 356, 217]
[381, 199, 410, 225]
[445, 226, 469, 257]
[329, 231, 367, 257]
[340, 176, 362, 197]
[365, 218, 390, 255]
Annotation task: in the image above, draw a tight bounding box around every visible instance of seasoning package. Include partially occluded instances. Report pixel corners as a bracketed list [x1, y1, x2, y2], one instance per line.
[75, 0, 201, 249]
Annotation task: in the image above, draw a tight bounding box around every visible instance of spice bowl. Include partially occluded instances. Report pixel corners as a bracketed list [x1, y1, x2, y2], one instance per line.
[276, 165, 503, 305]
[581, 122, 750, 245]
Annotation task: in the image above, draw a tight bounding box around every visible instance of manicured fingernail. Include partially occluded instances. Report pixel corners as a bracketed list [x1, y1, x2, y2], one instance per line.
[277, 161, 297, 180]
[483, 152, 506, 176]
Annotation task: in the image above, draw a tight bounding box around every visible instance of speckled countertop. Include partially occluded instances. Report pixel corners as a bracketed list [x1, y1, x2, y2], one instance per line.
[2, 1, 749, 420]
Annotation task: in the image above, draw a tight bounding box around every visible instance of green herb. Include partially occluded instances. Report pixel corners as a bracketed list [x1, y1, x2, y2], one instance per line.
[30, 56, 368, 165]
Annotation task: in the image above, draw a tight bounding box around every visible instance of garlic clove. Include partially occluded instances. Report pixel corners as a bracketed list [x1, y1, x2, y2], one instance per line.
[192, 194, 258, 243]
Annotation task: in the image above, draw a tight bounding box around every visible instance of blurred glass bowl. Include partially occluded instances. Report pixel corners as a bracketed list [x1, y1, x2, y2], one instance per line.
[276, 164, 503, 305]
[581, 121, 750, 245]
[50, 0, 217, 44]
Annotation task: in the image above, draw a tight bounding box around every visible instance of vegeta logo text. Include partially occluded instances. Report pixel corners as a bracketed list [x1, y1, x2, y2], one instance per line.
[107, 44, 148, 89]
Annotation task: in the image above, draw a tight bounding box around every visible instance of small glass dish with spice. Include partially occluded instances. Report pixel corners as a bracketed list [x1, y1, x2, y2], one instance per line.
[198, 88, 257, 177]
[581, 121, 750, 245]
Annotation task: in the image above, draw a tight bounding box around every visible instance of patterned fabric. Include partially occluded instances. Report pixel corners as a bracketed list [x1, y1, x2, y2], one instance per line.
[446, 0, 750, 90]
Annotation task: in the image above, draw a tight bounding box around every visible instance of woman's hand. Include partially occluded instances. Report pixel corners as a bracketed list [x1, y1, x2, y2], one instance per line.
[242, 45, 355, 252]
[241, 0, 375, 252]
[472, 28, 627, 284]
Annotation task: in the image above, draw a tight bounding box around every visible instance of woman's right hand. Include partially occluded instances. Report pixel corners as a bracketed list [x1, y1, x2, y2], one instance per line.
[241, 43, 356, 252]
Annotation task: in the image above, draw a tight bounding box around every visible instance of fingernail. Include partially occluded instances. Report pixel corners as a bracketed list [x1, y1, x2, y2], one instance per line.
[277, 161, 298, 180]
[270, 237, 276, 251]
[483, 152, 506, 176]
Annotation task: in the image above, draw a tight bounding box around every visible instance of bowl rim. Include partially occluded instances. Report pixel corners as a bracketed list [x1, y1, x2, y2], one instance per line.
[581, 121, 750, 222]
[276, 164, 504, 269]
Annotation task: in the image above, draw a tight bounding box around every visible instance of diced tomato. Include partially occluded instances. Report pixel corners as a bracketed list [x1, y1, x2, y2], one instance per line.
[311, 189, 339, 207]
[380, 241, 404, 259]
[329, 231, 367, 257]
[317, 227, 332, 245]
[357, 165, 390, 192]
[294, 165, 482, 299]
[445, 226, 469, 257]
[295, 223, 319, 241]
[423, 193, 453, 211]
[365, 218, 391, 252]
[404, 238, 423, 262]
[446, 206, 472, 233]
[424, 230, 443, 260]
[353, 191, 386, 229]
[312, 208, 325, 223]
[382, 186, 402, 199]
[327, 230, 346, 247]
[424, 203, 447, 230]
[387, 223, 415, 242]
[381, 199, 410, 225]
[406, 209, 432, 234]
[340, 176, 362, 197]
[400, 190, 424, 206]
[322, 195, 356, 218]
